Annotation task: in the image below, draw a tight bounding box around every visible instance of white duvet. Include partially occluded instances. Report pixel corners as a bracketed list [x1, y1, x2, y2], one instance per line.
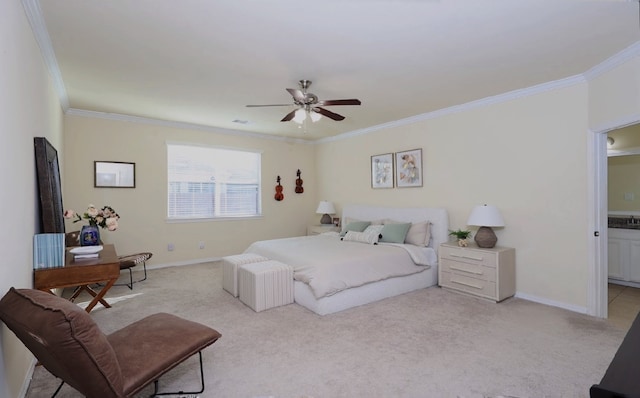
[244, 232, 436, 299]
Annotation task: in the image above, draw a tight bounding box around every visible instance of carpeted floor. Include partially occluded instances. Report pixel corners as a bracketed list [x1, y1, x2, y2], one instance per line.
[25, 262, 625, 398]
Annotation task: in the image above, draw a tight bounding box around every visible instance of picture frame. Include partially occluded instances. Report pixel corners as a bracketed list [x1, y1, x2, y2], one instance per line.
[371, 153, 394, 188]
[332, 217, 340, 227]
[94, 161, 135, 188]
[395, 149, 422, 188]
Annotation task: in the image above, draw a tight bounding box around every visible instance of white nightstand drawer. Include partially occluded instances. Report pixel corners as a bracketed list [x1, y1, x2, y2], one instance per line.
[440, 258, 496, 282]
[440, 271, 496, 298]
[439, 245, 497, 267]
[438, 243, 515, 302]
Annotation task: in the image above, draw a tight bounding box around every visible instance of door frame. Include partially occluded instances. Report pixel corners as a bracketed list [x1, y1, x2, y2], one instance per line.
[590, 114, 640, 318]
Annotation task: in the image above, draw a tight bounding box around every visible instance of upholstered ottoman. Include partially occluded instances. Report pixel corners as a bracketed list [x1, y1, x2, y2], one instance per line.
[221, 253, 269, 297]
[238, 260, 294, 312]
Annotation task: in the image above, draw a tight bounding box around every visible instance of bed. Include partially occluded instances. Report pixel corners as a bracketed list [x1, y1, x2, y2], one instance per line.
[244, 204, 449, 315]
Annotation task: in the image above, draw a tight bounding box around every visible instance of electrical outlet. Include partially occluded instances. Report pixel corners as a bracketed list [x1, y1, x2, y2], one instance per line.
[199, 241, 205, 249]
[168, 243, 174, 251]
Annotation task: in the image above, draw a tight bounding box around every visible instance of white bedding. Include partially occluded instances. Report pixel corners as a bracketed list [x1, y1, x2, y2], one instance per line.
[245, 232, 434, 299]
[244, 204, 449, 315]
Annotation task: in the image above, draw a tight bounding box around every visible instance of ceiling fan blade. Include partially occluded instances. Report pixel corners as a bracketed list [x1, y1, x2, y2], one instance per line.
[317, 99, 361, 106]
[246, 104, 292, 107]
[280, 109, 297, 122]
[286, 88, 306, 102]
[314, 107, 345, 121]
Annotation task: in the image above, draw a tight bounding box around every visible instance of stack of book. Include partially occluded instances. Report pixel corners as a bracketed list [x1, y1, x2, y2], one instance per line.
[33, 233, 65, 269]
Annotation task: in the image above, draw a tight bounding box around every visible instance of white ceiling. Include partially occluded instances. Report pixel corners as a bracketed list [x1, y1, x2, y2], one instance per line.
[28, 0, 640, 141]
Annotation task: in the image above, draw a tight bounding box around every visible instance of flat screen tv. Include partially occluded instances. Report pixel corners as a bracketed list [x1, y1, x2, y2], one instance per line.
[34, 137, 65, 233]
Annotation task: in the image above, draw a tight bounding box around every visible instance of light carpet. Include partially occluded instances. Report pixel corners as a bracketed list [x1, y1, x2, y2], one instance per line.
[25, 262, 626, 398]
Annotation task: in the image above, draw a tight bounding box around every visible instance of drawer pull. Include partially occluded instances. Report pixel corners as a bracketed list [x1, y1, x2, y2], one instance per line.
[450, 253, 483, 261]
[449, 265, 483, 275]
[451, 278, 483, 290]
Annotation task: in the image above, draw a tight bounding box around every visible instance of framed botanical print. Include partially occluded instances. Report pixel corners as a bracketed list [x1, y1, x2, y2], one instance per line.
[371, 153, 394, 188]
[395, 149, 422, 188]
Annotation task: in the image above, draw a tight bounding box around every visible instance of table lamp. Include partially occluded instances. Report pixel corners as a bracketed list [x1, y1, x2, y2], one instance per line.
[467, 204, 505, 248]
[316, 201, 336, 224]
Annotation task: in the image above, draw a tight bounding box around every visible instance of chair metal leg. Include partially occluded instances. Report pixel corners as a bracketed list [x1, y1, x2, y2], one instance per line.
[51, 380, 64, 398]
[115, 261, 148, 289]
[150, 351, 206, 397]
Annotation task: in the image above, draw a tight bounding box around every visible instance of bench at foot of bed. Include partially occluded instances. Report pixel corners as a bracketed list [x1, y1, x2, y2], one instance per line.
[238, 260, 294, 312]
[221, 253, 269, 297]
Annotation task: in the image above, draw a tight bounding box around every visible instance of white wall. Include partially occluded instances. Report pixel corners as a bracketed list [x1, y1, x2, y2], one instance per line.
[316, 83, 592, 310]
[0, 1, 64, 397]
[63, 114, 317, 265]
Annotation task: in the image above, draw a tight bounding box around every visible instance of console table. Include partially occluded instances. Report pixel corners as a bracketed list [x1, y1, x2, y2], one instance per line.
[33, 244, 120, 313]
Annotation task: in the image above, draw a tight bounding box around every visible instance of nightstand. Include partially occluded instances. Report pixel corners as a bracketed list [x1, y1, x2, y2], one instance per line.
[438, 242, 515, 302]
[307, 224, 340, 236]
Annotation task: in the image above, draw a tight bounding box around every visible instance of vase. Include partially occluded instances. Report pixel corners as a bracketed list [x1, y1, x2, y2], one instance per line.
[80, 225, 100, 246]
[457, 238, 468, 247]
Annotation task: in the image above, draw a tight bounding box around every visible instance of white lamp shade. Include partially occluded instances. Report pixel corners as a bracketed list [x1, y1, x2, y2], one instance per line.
[316, 201, 336, 215]
[293, 108, 306, 124]
[467, 205, 505, 227]
[309, 111, 321, 122]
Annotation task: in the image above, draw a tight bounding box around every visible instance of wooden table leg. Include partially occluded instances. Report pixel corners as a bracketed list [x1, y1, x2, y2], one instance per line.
[84, 278, 117, 313]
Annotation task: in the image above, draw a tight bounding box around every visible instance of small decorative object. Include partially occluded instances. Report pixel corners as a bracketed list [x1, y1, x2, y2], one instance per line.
[295, 169, 304, 194]
[395, 149, 423, 188]
[64, 204, 120, 246]
[467, 204, 505, 248]
[274, 176, 284, 201]
[333, 217, 340, 227]
[371, 153, 394, 188]
[316, 201, 336, 224]
[94, 161, 135, 188]
[449, 229, 472, 247]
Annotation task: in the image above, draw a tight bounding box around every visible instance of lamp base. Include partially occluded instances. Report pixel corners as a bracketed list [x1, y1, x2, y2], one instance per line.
[320, 214, 332, 224]
[474, 226, 497, 248]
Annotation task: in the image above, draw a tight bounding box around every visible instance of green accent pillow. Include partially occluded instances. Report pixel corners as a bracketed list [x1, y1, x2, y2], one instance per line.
[340, 221, 371, 236]
[380, 223, 412, 243]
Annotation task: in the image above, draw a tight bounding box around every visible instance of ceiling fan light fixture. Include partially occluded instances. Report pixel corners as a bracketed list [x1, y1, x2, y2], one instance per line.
[309, 110, 321, 122]
[293, 108, 306, 124]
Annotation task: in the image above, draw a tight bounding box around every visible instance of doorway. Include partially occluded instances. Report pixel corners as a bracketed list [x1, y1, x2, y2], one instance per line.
[592, 120, 640, 319]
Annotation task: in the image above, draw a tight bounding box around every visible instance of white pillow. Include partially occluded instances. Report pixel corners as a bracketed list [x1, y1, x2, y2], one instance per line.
[342, 225, 383, 245]
[405, 221, 432, 247]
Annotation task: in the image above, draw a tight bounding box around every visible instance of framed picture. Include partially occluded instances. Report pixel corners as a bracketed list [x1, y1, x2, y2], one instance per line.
[332, 217, 340, 227]
[94, 161, 135, 188]
[395, 149, 422, 188]
[371, 153, 394, 188]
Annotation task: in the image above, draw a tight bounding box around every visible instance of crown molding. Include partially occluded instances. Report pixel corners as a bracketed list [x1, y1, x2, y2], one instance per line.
[319, 74, 586, 144]
[21, 0, 69, 109]
[584, 41, 640, 81]
[65, 108, 313, 144]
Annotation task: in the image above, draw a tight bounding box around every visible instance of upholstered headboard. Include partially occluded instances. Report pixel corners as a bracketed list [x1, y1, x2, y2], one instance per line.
[341, 204, 449, 253]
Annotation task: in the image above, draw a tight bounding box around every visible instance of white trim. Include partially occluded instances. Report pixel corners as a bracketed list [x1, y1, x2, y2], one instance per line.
[584, 41, 640, 81]
[587, 131, 608, 318]
[514, 292, 588, 315]
[66, 108, 313, 145]
[592, 112, 640, 135]
[146, 257, 221, 270]
[320, 75, 587, 144]
[21, 0, 69, 109]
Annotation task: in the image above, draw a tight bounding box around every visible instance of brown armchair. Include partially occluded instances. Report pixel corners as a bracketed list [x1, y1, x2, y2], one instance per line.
[0, 288, 221, 397]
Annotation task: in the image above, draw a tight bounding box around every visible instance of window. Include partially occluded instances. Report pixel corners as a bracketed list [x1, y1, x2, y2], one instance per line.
[167, 143, 261, 220]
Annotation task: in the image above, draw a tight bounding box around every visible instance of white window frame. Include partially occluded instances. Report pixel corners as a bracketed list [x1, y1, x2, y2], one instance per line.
[167, 142, 262, 221]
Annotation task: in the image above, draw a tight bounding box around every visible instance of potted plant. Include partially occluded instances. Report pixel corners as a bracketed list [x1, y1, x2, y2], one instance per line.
[449, 229, 472, 247]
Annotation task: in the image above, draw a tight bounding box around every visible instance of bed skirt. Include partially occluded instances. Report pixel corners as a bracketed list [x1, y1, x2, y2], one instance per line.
[293, 266, 437, 315]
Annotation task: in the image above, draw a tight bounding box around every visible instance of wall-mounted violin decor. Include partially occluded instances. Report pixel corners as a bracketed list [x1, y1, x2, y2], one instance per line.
[295, 169, 304, 194]
[274, 175, 284, 201]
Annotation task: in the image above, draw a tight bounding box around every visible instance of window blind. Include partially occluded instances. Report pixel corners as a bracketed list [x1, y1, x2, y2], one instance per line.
[167, 144, 261, 219]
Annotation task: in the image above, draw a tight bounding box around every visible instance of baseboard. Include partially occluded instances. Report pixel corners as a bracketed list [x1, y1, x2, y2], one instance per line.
[515, 291, 588, 315]
[19, 357, 37, 398]
[145, 257, 222, 271]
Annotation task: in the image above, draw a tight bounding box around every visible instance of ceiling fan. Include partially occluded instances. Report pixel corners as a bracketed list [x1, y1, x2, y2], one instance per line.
[246, 80, 361, 122]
